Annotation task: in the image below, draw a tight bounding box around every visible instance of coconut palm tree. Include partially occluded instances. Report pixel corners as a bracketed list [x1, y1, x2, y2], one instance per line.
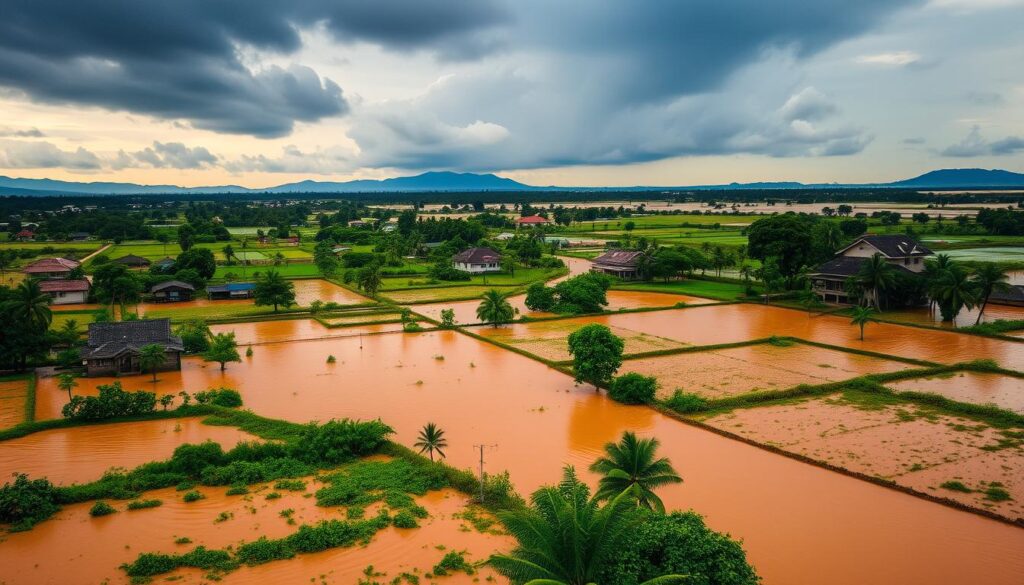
[3, 279, 52, 330]
[490, 466, 685, 585]
[476, 289, 515, 327]
[138, 343, 167, 382]
[855, 253, 895, 310]
[922, 253, 954, 316]
[930, 263, 979, 324]
[850, 305, 875, 341]
[414, 422, 448, 462]
[971, 264, 1011, 325]
[56, 372, 78, 402]
[589, 431, 682, 513]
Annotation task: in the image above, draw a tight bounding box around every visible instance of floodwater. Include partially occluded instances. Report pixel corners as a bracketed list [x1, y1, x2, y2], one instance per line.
[884, 302, 1024, 328]
[887, 371, 1024, 414]
[27, 324, 1024, 585]
[620, 343, 909, 399]
[482, 303, 1024, 370]
[0, 476, 505, 585]
[0, 418, 256, 485]
[209, 318, 403, 345]
[0, 378, 28, 429]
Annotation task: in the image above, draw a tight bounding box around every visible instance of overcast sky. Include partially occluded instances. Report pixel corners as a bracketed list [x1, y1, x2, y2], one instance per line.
[0, 0, 1022, 187]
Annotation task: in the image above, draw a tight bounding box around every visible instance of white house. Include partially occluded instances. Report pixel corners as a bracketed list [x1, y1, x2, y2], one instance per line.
[453, 247, 502, 273]
[809, 235, 933, 304]
[39, 279, 90, 305]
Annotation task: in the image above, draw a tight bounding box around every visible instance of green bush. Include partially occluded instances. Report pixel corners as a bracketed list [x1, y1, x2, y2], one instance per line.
[182, 490, 205, 503]
[193, 388, 243, 408]
[89, 501, 116, 517]
[595, 511, 759, 585]
[524, 282, 556, 311]
[236, 536, 297, 565]
[392, 510, 419, 529]
[122, 546, 238, 577]
[664, 390, 709, 413]
[432, 551, 474, 576]
[61, 382, 157, 420]
[274, 479, 306, 492]
[225, 486, 249, 496]
[609, 373, 657, 404]
[0, 474, 61, 531]
[126, 499, 162, 510]
[292, 419, 394, 465]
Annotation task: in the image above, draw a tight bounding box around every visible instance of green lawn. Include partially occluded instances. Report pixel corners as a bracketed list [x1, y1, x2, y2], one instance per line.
[94, 242, 313, 265]
[215, 263, 321, 279]
[50, 310, 100, 332]
[141, 303, 299, 322]
[556, 214, 763, 232]
[613, 278, 754, 301]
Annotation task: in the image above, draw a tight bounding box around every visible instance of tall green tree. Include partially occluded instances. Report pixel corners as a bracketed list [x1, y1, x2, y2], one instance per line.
[3, 279, 52, 330]
[971, 264, 1011, 325]
[850, 305, 876, 341]
[855, 253, 896, 310]
[589, 431, 682, 513]
[356, 265, 382, 297]
[222, 244, 235, 264]
[177, 224, 195, 252]
[476, 289, 515, 327]
[567, 323, 624, 388]
[489, 466, 685, 585]
[203, 332, 241, 371]
[56, 373, 78, 402]
[253, 270, 296, 312]
[414, 422, 448, 462]
[138, 344, 167, 382]
[929, 263, 979, 323]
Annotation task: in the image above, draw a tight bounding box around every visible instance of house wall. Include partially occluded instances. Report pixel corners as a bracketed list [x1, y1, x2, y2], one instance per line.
[48, 290, 88, 305]
[86, 351, 182, 377]
[454, 261, 500, 273]
[839, 245, 927, 273]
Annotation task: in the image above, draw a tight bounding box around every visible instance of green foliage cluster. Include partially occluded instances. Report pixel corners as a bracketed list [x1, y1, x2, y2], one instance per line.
[664, 390, 710, 414]
[432, 551, 474, 576]
[61, 382, 156, 421]
[608, 373, 657, 405]
[174, 319, 212, 354]
[292, 419, 393, 465]
[392, 510, 419, 529]
[526, 272, 611, 315]
[192, 388, 242, 407]
[122, 546, 238, 578]
[126, 498, 162, 510]
[89, 501, 116, 517]
[961, 319, 1024, 336]
[567, 323, 624, 387]
[182, 490, 205, 503]
[0, 474, 60, 530]
[315, 459, 446, 509]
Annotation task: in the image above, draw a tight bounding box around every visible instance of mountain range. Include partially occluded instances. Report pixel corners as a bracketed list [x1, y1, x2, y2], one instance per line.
[0, 168, 1022, 196]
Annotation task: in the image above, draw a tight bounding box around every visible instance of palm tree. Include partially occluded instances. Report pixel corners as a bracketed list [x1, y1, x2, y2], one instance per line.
[356, 265, 382, 296]
[972, 264, 1011, 325]
[476, 289, 515, 327]
[3, 279, 52, 330]
[922, 253, 954, 316]
[138, 343, 167, 382]
[589, 431, 682, 513]
[930, 263, 979, 324]
[222, 244, 235, 265]
[855, 253, 895, 310]
[56, 372, 78, 402]
[490, 466, 685, 585]
[850, 305, 875, 341]
[414, 422, 448, 462]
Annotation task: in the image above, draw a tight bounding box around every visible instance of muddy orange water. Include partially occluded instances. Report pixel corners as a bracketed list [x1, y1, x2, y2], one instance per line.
[0, 418, 256, 485]
[887, 371, 1024, 414]
[885, 302, 1024, 328]
[0, 478, 506, 585]
[0, 378, 29, 429]
[482, 303, 1024, 370]
[28, 324, 1024, 585]
[209, 318, 404, 345]
[620, 343, 908, 399]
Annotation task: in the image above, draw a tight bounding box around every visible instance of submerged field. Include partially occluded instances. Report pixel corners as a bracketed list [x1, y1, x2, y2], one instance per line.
[5, 288, 1024, 585]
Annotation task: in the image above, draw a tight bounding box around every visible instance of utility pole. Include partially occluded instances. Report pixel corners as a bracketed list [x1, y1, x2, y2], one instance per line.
[473, 443, 497, 504]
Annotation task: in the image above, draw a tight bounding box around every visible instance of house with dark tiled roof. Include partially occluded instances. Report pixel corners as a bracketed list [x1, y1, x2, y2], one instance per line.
[81, 318, 184, 376]
[207, 282, 256, 300]
[592, 250, 642, 279]
[113, 254, 152, 268]
[150, 280, 195, 303]
[809, 235, 933, 304]
[39, 279, 90, 305]
[22, 257, 80, 279]
[452, 247, 502, 273]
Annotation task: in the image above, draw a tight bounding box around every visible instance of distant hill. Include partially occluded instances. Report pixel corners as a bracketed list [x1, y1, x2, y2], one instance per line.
[889, 168, 1024, 188]
[1, 168, 1023, 196]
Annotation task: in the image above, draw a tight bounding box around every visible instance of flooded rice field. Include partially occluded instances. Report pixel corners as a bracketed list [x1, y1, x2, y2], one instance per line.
[0, 378, 29, 429]
[209, 318, 403, 346]
[20, 323, 1024, 585]
[619, 343, 909, 399]
[0, 472, 504, 585]
[883, 302, 1024, 328]
[0, 418, 256, 485]
[700, 394, 1024, 521]
[481, 303, 1024, 369]
[887, 371, 1024, 413]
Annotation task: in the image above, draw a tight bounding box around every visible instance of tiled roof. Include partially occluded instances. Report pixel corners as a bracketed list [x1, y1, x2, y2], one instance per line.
[989, 285, 1024, 304]
[151, 280, 195, 292]
[516, 215, 548, 224]
[39, 279, 90, 293]
[593, 250, 642, 269]
[82, 318, 184, 359]
[839, 235, 933, 258]
[453, 247, 502, 264]
[113, 254, 152, 266]
[811, 256, 915, 278]
[23, 257, 80, 273]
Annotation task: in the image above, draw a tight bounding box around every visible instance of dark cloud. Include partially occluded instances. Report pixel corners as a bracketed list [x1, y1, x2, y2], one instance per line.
[941, 127, 1024, 157]
[116, 142, 219, 170]
[0, 0, 507, 137]
[0, 127, 44, 138]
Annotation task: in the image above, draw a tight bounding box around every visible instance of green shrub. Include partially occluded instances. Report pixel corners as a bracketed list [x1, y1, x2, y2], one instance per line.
[122, 546, 238, 577]
[664, 390, 709, 413]
[432, 551, 474, 576]
[89, 501, 116, 517]
[292, 419, 394, 465]
[609, 373, 657, 404]
[266, 492, 282, 500]
[392, 510, 419, 529]
[127, 499, 162, 510]
[193, 388, 243, 407]
[182, 490, 205, 503]
[225, 486, 249, 496]
[939, 481, 972, 493]
[274, 479, 306, 492]
[236, 537, 297, 565]
[0, 474, 61, 531]
[61, 382, 157, 420]
[984, 486, 1012, 502]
